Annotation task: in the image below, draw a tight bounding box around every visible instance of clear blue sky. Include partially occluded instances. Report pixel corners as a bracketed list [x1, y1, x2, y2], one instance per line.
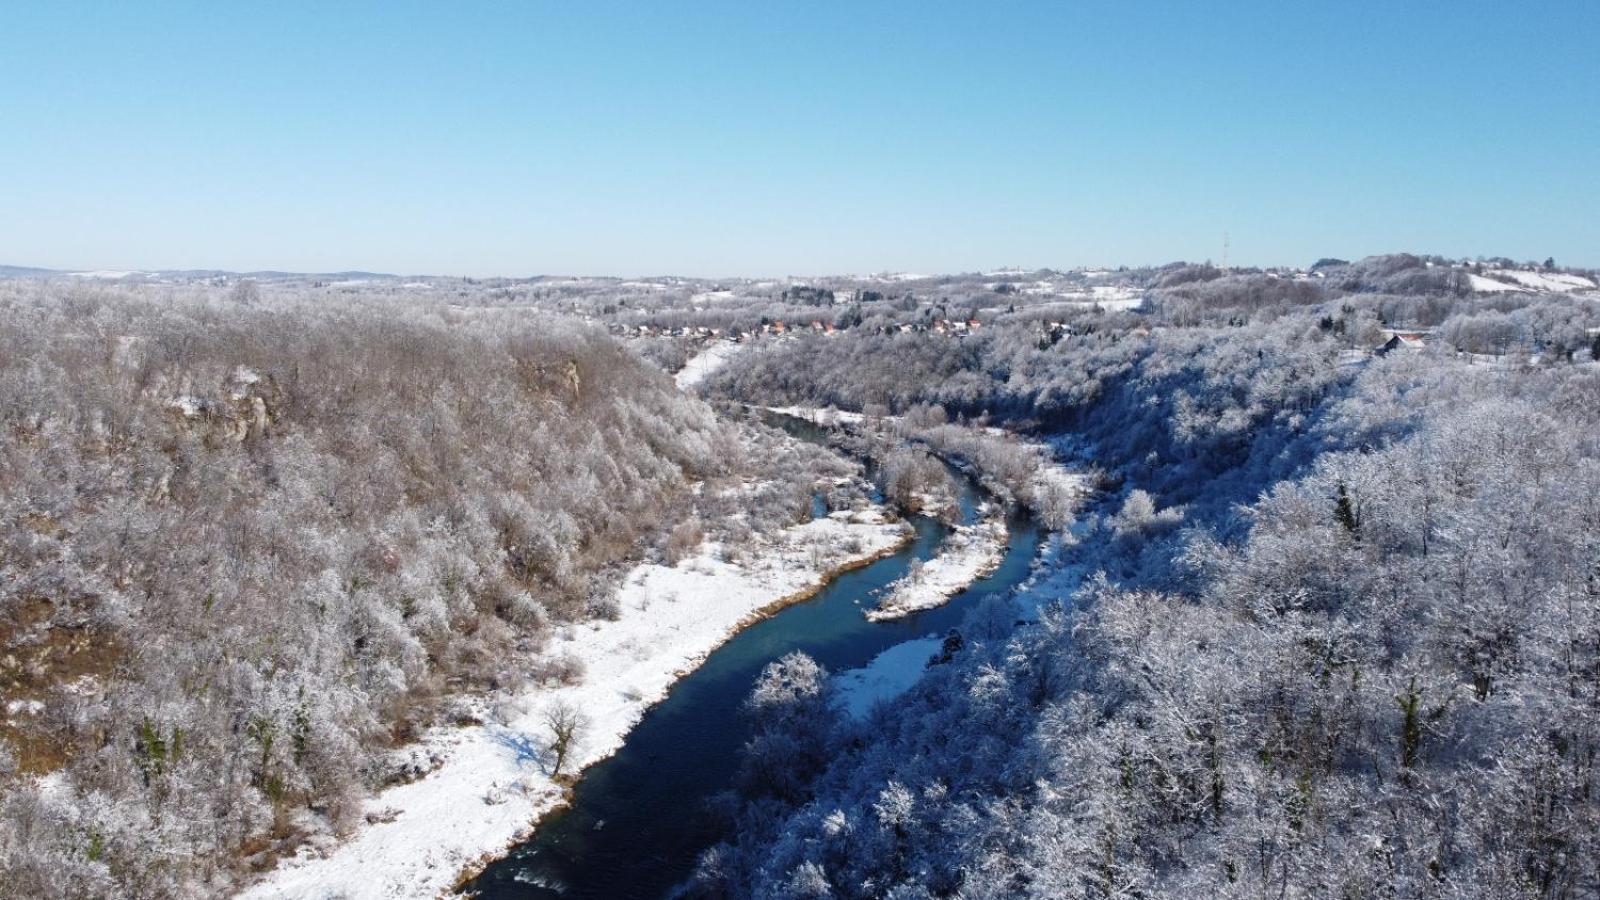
[3, 2, 1596, 277]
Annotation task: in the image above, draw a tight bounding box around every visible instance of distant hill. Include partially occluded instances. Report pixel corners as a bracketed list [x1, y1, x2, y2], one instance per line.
[0, 265, 408, 283]
[0, 265, 60, 277]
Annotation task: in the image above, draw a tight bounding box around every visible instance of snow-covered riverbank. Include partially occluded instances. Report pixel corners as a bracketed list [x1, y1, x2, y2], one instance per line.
[833, 636, 945, 718]
[675, 341, 744, 390]
[865, 516, 1007, 620]
[238, 507, 909, 900]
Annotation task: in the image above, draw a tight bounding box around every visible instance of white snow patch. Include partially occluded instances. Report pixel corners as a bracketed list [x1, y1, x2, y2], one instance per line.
[167, 395, 202, 417]
[68, 270, 145, 280]
[5, 699, 44, 717]
[238, 508, 908, 900]
[1467, 273, 1523, 292]
[833, 637, 942, 719]
[867, 517, 1007, 621]
[1469, 270, 1598, 293]
[1023, 287, 1143, 311]
[1088, 285, 1144, 310]
[1493, 269, 1596, 292]
[675, 341, 744, 390]
[765, 405, 867, 427]
[1027, 465, 1092, 528]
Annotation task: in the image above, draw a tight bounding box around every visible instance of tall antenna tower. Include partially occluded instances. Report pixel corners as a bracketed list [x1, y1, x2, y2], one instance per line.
[1222, 231, 1230, 270]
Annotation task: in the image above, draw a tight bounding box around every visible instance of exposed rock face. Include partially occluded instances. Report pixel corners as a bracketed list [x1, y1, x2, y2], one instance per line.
[166, 365, 283, 444]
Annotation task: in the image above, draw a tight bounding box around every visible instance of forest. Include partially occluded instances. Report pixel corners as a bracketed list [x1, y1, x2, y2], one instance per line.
[1, 253, 1597, 899]
[685, 256, 1600, 898]
[0, 279, 859, 897]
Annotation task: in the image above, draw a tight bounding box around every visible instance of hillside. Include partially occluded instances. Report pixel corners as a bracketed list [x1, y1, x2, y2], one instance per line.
[0, 280, 871, 896]
[673, 255, 1600, 899]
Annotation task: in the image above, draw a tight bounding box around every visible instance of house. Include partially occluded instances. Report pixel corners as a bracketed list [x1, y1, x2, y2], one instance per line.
[1375, 331, 1427, 354]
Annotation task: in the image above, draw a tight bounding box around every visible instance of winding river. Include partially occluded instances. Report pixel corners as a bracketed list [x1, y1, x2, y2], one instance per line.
[461, 418, 1044, 899]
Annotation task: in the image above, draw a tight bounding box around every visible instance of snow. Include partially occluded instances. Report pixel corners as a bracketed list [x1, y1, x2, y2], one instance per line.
[167, 395, 202, 417]
[1470, 270, 1599, 293]
[1089, 285, 1145, 310]
[4, 699, 44, 716]
[908, 487, 959, 521]
[238, 507, 908, 900]
[674, 341, 744, 390]
[68, 270, 144, 280]
[835, 468, 1089, 718]
[832, 637, 942, 719]
[1030, 463, 1092, 507]
[1467, 274, 1521, 292]
[1013, 527, 1093, 621]
[866, 517, 1007, 621]
[1021, 287, 1143, 312]
[765, 405, 867, 427]
[1493, 269, 1595, 292]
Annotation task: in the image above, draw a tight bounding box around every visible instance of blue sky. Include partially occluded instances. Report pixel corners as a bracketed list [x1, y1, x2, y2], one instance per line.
[2, 2, 1595, 276]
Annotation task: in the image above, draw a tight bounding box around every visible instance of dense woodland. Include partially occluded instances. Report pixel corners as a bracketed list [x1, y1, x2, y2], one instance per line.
[688, 257, 1600, 898]
[0, 281, 852, 896]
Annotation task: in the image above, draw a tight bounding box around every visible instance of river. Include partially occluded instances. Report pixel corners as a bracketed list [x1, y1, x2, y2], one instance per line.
[461, 416, 1043, 898]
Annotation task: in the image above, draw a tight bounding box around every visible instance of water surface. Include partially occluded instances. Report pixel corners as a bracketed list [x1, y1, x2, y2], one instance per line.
[463, 420, 1040, 898]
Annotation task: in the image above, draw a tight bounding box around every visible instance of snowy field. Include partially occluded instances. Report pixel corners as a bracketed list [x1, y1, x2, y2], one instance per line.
[238, 508, 909, 900]
[674, 341, 744, 390]
[866, 516, 1007, 621]
[1469, 269, 1598, 294]
[688, 289, 737, 305]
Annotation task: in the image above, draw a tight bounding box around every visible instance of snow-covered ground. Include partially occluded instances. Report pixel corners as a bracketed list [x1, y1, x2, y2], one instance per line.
[866, 516, 1007, 621]
[1492, 269, 1595, 292]
[68, 270, 146, 280]
[1469, 269, 1598, 293]
[1086, 285, 1145, 309]
[907, 486, 960, 521]
[239, 507, 909, 900]
[766, 404, 867, 427]
[675, 341, 744, 390]
[834, 484, 1091, 718]
[833, 637, 943, 719]
[1029, 463, 1091, 505]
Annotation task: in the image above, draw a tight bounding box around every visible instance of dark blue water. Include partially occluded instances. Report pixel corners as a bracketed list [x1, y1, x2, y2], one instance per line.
[462, 420, 1041, 899]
